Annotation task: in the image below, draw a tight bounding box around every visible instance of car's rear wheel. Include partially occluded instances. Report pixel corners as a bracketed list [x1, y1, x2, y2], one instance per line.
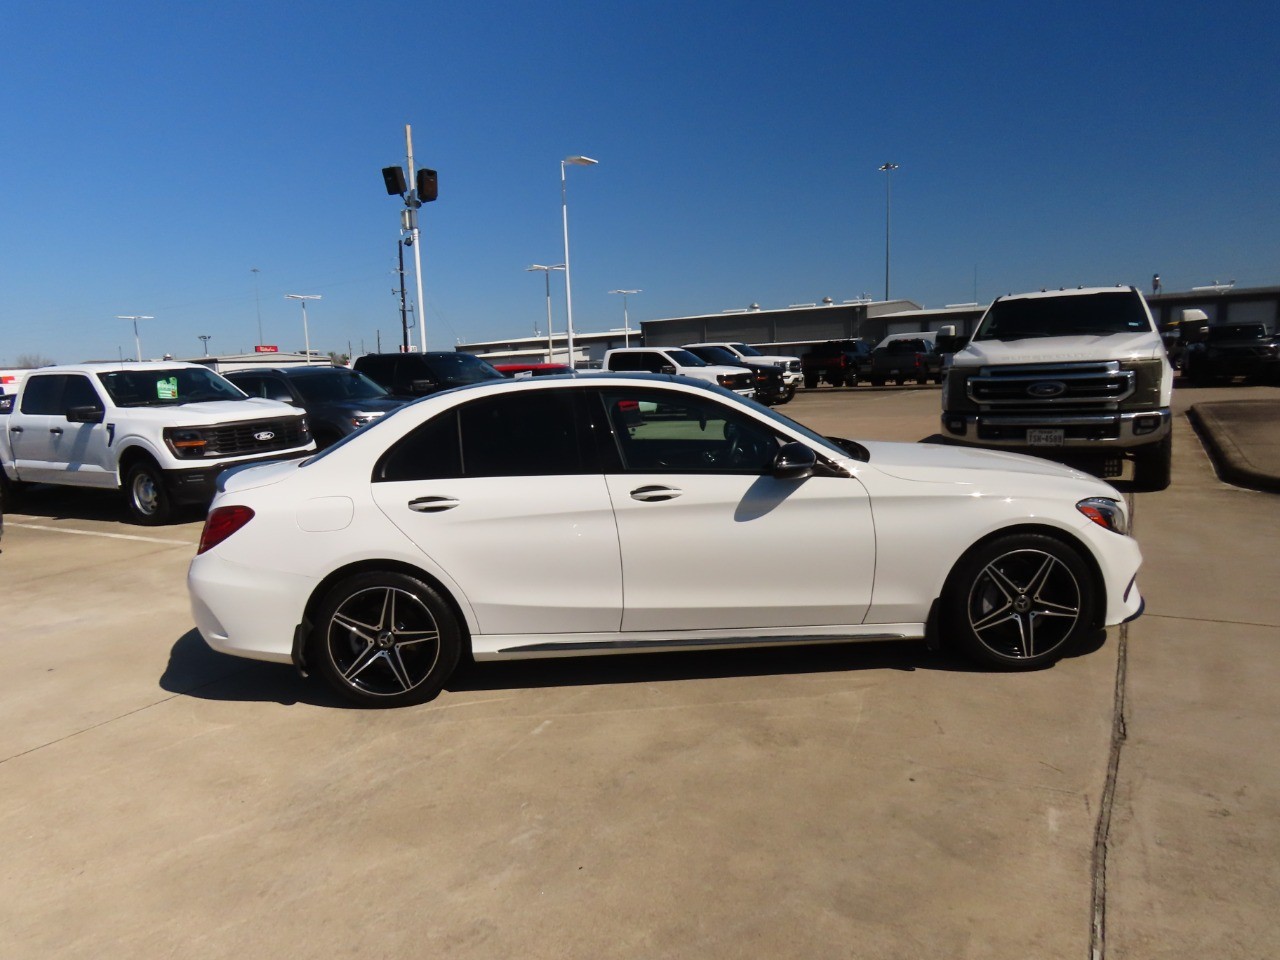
[124, 458, 173, 525]
[312, 571, 461, 707]
[943, 534, 1095, 670]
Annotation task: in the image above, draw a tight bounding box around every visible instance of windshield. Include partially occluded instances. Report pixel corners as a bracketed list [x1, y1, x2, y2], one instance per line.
[692, 346, 741, 365]
[666, 349, 707, 367]
[98, 367, 246, 406]
[424, 353, 505, 386]
[731, 343, 763, 357]
[973, 292, 1152, 342]
[716, 385, 857, 461]
[293, 369, 389, 403]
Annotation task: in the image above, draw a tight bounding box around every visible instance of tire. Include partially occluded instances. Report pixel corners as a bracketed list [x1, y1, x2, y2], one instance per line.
[777, 386, 796, 404]
[895, 378, 905, 386]
[311, 570, 462, 708]
[1131, 435, 1172, 492]
[870, 378, 884, 387]
[803, 373, 818, 389]
[0, 469, 26, 512]
[123, 458, 174, 525]
[943, 533, 1096, 670]
[916, 376, 929, 386]
[843, 370, 859, 387]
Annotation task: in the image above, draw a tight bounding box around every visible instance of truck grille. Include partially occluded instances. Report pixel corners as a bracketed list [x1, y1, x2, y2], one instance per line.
[721, 372, 754, 390]
[204, 417, 308, 457]
[968, 362, 1134, 408]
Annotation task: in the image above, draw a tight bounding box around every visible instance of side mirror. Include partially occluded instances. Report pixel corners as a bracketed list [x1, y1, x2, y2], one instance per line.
[660, 365, 677, 376]
[938, 325, 956, 337]
[66, 405, 105, 424]
[772, 441, 816, 480]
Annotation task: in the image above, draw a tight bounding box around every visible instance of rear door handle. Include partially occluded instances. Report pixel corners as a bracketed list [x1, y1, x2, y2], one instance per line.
[408, 495, 460, 513]
[630, 485, 683, 502]
[9, 425, 22, 434]
[50, 427, 63, 436]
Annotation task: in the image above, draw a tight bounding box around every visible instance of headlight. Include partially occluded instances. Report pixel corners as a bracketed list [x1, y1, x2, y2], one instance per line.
[1077, 497, 1128, 535]
[164, 428, 208, 458]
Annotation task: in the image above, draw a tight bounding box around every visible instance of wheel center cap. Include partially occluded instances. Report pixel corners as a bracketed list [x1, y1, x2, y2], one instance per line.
[376, 631, 394, 649]
[1014, 595, 1032, 614]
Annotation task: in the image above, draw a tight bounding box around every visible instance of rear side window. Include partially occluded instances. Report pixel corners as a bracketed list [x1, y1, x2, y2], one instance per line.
[19, 376, 64, 415]
[376, 389, 590, 481]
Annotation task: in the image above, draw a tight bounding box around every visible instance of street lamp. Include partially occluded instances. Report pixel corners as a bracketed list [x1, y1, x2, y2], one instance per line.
[251, 267, 263, 346]
[878, 162, 899, 301]
[608, 289, 641, 346]
[116, 315, 154, 362]
[527, 264, 565, 362]
[284, 294, 321, 363]
[198, 335, 212, 356]
[561, 155, 598, 369]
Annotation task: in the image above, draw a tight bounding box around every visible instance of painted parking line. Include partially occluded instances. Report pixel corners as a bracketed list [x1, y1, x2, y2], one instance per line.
[5, 522, 193, 546]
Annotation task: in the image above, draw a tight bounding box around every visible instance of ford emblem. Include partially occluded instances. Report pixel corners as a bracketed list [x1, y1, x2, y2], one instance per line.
[254, 430, 276, 441]
[1027, 381, 1066, 398]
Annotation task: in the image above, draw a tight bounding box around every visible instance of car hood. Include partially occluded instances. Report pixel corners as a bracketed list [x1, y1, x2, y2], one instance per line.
[953, 333, 1163, 367]
[115, 398, 299, 423]
[857, 440, 1105, 486]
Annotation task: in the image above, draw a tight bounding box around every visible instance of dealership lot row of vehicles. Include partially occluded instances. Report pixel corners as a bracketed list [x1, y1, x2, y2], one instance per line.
[4, 283, 1274, 707]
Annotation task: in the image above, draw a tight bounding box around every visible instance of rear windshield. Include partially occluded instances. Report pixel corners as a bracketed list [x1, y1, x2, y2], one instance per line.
[974, 292, 1152, 341]
[881, 339, 928, 354]
[731, 343, 763, 357]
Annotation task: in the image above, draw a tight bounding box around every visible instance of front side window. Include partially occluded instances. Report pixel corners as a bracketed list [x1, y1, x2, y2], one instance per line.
[598, 388, 781, 474]
[62, 375, 103, 409]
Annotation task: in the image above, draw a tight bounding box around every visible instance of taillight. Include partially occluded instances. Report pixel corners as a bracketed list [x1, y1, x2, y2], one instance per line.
[198, 505, 256, 554]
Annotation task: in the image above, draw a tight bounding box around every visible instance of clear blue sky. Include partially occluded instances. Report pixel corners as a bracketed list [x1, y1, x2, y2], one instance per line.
[2, 0, 1277, 364]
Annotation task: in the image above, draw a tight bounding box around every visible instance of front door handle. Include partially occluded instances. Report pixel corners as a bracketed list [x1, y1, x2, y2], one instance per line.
[9, 425, 22, 434]
[630, 485, 683, 502]
[408, 496, 459, 513]
[50, 427, 63, 436]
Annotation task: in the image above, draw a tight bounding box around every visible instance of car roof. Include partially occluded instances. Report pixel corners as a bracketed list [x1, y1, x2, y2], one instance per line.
[26, 361, 212, 375]
[995, 285, 1139, 302]
[226, 365, 346, 378]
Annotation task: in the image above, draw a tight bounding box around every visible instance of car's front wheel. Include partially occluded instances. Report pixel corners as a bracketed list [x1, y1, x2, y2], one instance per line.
[943, 533, 1096, 670]
[123, 458, 173, 525]
[312, 571, 462, 707]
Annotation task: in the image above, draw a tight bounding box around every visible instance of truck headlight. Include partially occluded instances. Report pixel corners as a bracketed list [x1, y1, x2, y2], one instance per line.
[164, 428, 208, 459]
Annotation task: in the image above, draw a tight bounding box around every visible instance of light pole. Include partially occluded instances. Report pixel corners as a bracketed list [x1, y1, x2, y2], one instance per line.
[609, 289, 641, 346]
[116, 315, 153, 362]
[251, 267, 263, 346]
[878, 162, 899, 301]
[284, 294, 321, 363]
[561, 155, 598, 369]
[527, 264, 565, 362]
[381, 125, 437, 353]
[198, 335, 212, 356]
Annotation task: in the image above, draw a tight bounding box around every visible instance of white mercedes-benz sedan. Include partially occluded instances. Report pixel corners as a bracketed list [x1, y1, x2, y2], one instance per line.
[188, 374, 1144, 707]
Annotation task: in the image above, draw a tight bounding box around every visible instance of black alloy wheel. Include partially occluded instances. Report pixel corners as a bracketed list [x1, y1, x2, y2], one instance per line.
[945, 534, 1095, 670]
[313, 571, 461, 707]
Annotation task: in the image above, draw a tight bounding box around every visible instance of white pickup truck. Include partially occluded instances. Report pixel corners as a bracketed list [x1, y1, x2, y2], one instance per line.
[0, 362, 314, 524]
[940, 286, 1173, 490]
[602, 347, 756, 398]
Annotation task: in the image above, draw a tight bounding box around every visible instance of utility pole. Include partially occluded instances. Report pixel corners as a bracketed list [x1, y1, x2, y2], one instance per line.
[381, 125, 437, 353]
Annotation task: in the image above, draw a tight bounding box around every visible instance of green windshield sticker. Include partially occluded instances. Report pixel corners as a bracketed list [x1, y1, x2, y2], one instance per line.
[157, 377, 178, 399]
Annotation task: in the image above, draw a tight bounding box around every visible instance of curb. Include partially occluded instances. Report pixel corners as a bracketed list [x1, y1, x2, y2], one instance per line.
[1188, 403, 1280, 494]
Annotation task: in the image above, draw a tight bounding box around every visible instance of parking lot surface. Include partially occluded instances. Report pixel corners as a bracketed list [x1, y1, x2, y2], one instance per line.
[1, 382, 1276, 959]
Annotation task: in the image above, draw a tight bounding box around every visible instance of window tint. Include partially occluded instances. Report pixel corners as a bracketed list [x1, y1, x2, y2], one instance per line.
[460, 391, 585, 476]
[376, 389, 588, 481]
[62, 375, 102, 409]
[608, 352, 646, 372]
[20, 376, 63, 415]
[598, 388, 780, 474]
[378, 410, 463, 481]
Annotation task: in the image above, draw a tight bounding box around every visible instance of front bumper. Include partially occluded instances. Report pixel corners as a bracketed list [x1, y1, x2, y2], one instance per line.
[940, 409, 1172, 450]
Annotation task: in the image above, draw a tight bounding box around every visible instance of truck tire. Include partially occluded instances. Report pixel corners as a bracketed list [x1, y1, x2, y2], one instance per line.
[1132, 435, 1172, 492]
[843, 370, 859, 387]
[803, 373, 818, 389]
[124, 458, 174, 525]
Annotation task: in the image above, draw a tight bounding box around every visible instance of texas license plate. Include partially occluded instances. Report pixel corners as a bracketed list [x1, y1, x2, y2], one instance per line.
[1027, 428, 1065, 446]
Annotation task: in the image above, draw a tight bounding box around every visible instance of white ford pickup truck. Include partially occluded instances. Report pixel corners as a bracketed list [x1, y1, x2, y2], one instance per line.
[0, 362, 314, 524]
[940, 286, 1173, 490]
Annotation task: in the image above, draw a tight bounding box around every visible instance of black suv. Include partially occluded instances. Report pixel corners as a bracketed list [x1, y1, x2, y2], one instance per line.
[225, 365, 407, 448]
[1182, 323, 1280, 384]
[353, 352, 505, 400]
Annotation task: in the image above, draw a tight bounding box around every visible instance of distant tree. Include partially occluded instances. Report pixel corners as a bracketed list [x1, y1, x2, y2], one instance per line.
[16, 353, 55, 368]
[327, 351, 350, 366]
